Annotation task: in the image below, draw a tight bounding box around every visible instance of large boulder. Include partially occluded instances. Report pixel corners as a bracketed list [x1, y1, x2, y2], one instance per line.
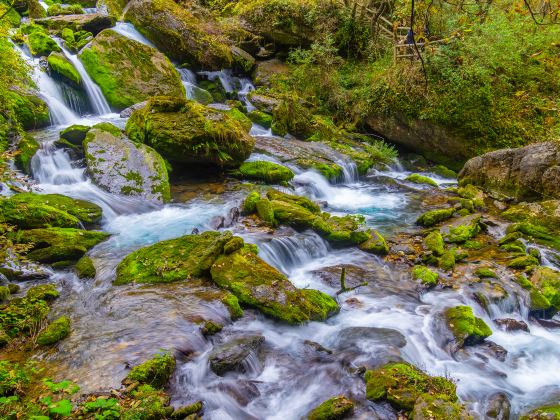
[125, 96, 254, 168]
[444, 305, 492, 348]
[458, 142, 560, 201]
[34, 13, 115, 35]
[124, 0, 232, 70]
[83, 124, 170, 203]
[502, 200, 560, 234]
[79, 29, 184, 110]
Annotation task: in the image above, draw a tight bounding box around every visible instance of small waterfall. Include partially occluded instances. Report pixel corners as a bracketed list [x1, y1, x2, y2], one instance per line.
[12, 42, 80, 126]
[237, 78, 255, 111]
[249, 123, 273, 137]
[57, 43, 112, 115]
[336, 159, 359, 184]
[58, 83, 90, 116]
[38, 0, 49, 11]
[112, 22, 155, 48]
[200, 69, 235, 93]
[177, 67, 199, 100]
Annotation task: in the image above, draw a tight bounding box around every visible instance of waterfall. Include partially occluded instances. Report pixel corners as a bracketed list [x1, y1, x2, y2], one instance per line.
[38, 0, 49, 11]
[176, 67, 199, 100]
[112, 22, 155, 48]
[57, 43, 112, 115]
[237, 77, 256, 111]
[336, 159, 359, 184]
[199, 69, 235, 93]
[12, 42, 80, 126]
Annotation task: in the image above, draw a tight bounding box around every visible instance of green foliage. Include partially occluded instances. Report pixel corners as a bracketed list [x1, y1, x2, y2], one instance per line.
[0, 361, 31, 396]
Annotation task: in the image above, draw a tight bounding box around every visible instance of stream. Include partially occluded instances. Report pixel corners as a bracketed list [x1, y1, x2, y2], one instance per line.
[12, 18, 560, 420]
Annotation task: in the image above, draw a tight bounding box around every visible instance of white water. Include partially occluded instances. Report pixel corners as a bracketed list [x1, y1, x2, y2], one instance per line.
[113, 22, 155, 48]
[38, 0, 49, 11]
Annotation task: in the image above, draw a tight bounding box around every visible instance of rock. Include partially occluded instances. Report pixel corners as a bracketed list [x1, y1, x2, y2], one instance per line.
[125, 96, 255, 169]
[476, 341, 508, 362]
[508, 255, 539, 269]
[405, 173, 438, 187]
[520, 404, 560, 420]
[210, 245, 339, 324]
[231, 45, 255, 73]
[252, 59, 289, 87]
[424, 231, 445, 256]
[27, 29, 61, 57]
[47, 52, 81, 86]
[247, 93, 280, 114]
[336, 327, 407, 349]
[17, 227, 109, 264]
[124, 0, 232, 70]
[124, 352, 176, 389]
[10, 92, 50, 130]
[119, 101, 146, 118]
[485, 392, 511, 419]
[458, 142, 560, 201]
[200, 320, 223, 336]
[36, 316, 71, 345]
[474, 282, 508, 312]
[412, 265, 438, 287]
[208, 335, 264, 376]
[475, 267, 497, 278]
[412, 395, 473, 420]
[530, 267, 560, 313]
[83, 126, 170, 203]
[0, 196, 79, 229]
[506, 222, 560, 252]
[79, 30, 184, 110]
[35, 13, 116, 35]
[440, 213, 482, 243]
[115, 231, 234, 285]
[502, 200, 560, 234]
[306, 395, 354, 420]
[8, 193, 102, 224]
[171, 401, 203, 418]
[14, 133, 39, 174]
[248, 110, 273, 128]
[358, 230, 389, 255]
[365, 362, 463, 414]
[75, 255, 96, 278]
[444, 305, 492, 348]
[515, 274, 553, 316]
[416, 207, 455, 227]
[230, 160, 294, 184]
[60, 124, 90, 144]
[438, 250, 456, 271]
[494, 318, 529, 333]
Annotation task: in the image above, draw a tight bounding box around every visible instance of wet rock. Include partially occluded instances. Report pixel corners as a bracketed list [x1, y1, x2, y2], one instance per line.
[530, 267, 560, 313]
[84, 125, 171, 203]
[1, 195, 78, 229]
[412, 265, 439, 287]
[416, 207, 455, 227]
[214, 380, 260, 406]
[412, 395, 472, 420]
[224, 207, 240, 227]
[36, 315, 71, 346]
[475, 341, 508, 362]
[444, 305, 492, 348]
[535, 318, 560, 329]
[304, 340, 333, 354]
[502, 200, 560, 234]
[358, 230, 389, 255]
[440, 213, 482, 243]
[14, 133, 39, 174]
[209, 215, 225, 230]
[75, 255, 96, 279]
[252, 59, 289, 87]
[59, 124, 90, 145]
[35, 13, 115, 35]
[125, 96, 254, 169]
[458, 141, 560, 201]
[485, 392, 511, 419]
[79, 30, 184, 110]
[120, 101, 147, 118]
[208, 334, 264, 376]
[124, 352, 176, 389]
[473, 282, 508, 312]
[307, 395, 354, 420]
[124, 0, 232, 70]
[520, 404, 560, 419]
[336, 327, 407, 349]
[230, 161, 295, 184]
[494, 318, 530, 333]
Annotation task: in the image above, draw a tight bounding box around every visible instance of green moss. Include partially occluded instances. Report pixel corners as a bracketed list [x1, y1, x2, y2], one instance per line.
[521, 404, 560, 420]
[406, 173, 438, 187]
[47, 3, 84, 15]
[8, 91, 50, 130]
[200, 320, 223, 336]
[0, 197, 81, 229]
[433, 165, 457, 179]
[91, 122, 122, 137]
[266, 189, 320, 213]
[27, 284, 60, 301]
[79, 30, 185, 110]
[60, 124, 90, 144]
[444, 305, 492, 347]
[14, 134, 40, 174]
[256, 198, 276, 225]
[515, 274, 552, 313]
[114, 231, 233, 285]
[248, 110, 273, 128]
[75, 256, 96, 278]
[36, 315, 71, 345]
[307, 395, 354, 420]
[223, 237, 245, 255]
[424, 231, 445, 256]
[27, 30, 61, 57]
[48, 52, 81, 86]
[530, 267, 560, 312]
[501, 240, 526, 254]
[242, 190, 261, 214]
[16, 228, 109, 264]
[365, 362, 458, 412]
[438, 251, 456, 271]
[221, 293, 244, 319]
[232, 161, 294, 184]
[442, 215, 481, 243]
[0, 286, 10, 302]
[412, 265, 438, 286]
[8, 193, 102, 224]
[226, 108, 252, 132]
[295, 159, 343, 181]
[358, 230, 389, 255]
[416, 208, 455, 227]
[475, 267, 497, 278]
[7, 284, 20, 294]
[125, 353, 176, 389]
[463, 239, 482, 250]
[506, 222, 560, 252]
[412, 394, 471, 419]
[210, 246, 338, 324]
[508, 255, 539, 269]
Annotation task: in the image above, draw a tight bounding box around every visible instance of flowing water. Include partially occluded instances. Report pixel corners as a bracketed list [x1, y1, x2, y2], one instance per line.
[16, 21, 560, 420]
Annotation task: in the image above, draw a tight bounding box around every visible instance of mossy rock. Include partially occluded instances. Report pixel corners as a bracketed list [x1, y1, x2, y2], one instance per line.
[440, 214, 481, 243]
[125, 96, 255, 168]
[416, 208, 455, 227]
[226, 107, 252, 132]
[60, 124, 90, 145]
[444, 305, 492, 347]
[530, 267, 560, 313]
[515, 274, 552, 314]
[115, 231, 234, 285]
[208, 334, 264, 375]
[506, 222, 560, 252]
[475, 267, 497, 279]
[242, 190, 261, 214]
[231, 161, 294, 184]
[433, 165, 457, 179]
[27, 30, 61, 57]
[0, 286, 10, 302]
[124, 0, 232, 70]
[406, 173, 438, 187]
[48, 52, 81, 86]
[47, 3, 84, 16]
[307, 395, 354, 420]
[521, 404, 560, 420]
[265, 199, 317, 228]
[502, 200, 560, 234]
[16, 228, 109, 264]
[200, 320, 223, 336]
[266, 189, 320, 213]
[125, 352, 176, 389]
[26, 284, 60, 301]
[248, 110, 273, 129]
[14, 134, 39, 174]
[75, 256, 96, 278]
[79, 29, 185, 111]
[8, 91, 50, 130]
[508, 255, 539, 269]
[256, 198, 276, 225]
[84, 127, 171, 203]
[456, 184, 485, 208]
[424, 231, 445, 256]
[365, 362, 459, 413]
[0, 197, 81, 229]
[36, 316, 71, 345]
[358, 230, 389, 255]
[412, 394, 472, 420]
[412, 265, 438, 286]
[210, 245, 339, 324]
[8, 193, 102, 224]
[438, 251, 456, 271]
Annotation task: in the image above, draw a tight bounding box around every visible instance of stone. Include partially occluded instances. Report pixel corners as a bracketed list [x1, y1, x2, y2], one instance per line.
[35, 13, 115, 35]
[444, 305, 492, 348]
[230, 161, 294, 184]
[440, 213, 482, 243]
[36, 316, 71, 345]
[47, 52, 81, 86]
[124, 353, 176, 389]
[485, 392, 511, 419]
[306, 396, 354, 420]
[494, 318, 529, 333]
[208, 335, 264, 375]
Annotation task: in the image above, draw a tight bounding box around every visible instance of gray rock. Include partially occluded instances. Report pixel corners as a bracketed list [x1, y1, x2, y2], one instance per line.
[485, 392, 511, 419]
[84, 127, 170, 203]
[208, 335, 265, 376]
[459, 141, 560, 201]
[120, 101, 147, 118]
[494, 318, 530, 333]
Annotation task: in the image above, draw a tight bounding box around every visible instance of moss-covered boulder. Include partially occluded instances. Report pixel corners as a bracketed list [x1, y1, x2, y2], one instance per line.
[14, 134, 39, 174]
[412, 395, 473, 420]
[27, 30, 61, 57]
[16, 228, 109, 264]
[365, 362, 462, 414]
[358, 230, 389, 255]
[75, 255, 96, 278]
[79, 29, 184, 110]
[125, 96, 255, 168]
[506, 222, 560, 251]
[508, 255, 539, 269]
[84, 126, 170, 203]
[47, 3, 84, 16]
[475, 267, 497, 279]
[115, 231, 234, 285]
[424, 231, 445, 256]
[8, 193, 102, 224]
[34, 13, 115, 36]
[530, 267, 560, 313]
[416, 208, 455, 227]
[502, 200, 560, 234]
[0, 196, 80, 229]
[47, 52, 81, 87]
[412, 265, 438, 286]
[406, 173, 438, 187]
[36, 315, 71, 345]
[444, 305, 492, 347]
[440, 214, 482, 243]
[124, 0, 232, 70]
[8, 91, 50, 130]
[307, 396, 354, 420]
[231, 160, 294, 184]
[60, 124, 90, 145]
[521, 404, 560, 420]
[248, 110, 273, 128]
[515, 274, 553, 315]
[210, 245, 339, 324]
[124, 352, 176, 389]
